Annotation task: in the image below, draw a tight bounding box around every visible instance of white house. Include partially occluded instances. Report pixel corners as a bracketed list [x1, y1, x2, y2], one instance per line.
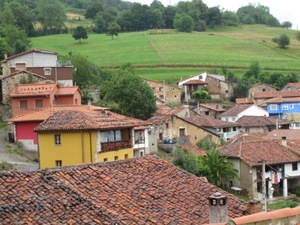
[220, 104, 268, 122]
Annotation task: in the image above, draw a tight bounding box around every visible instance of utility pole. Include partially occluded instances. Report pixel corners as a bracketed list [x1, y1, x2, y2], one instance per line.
[261, 160, 267, 212]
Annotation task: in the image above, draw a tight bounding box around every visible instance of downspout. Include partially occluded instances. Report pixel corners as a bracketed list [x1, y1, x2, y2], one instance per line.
[89, 131, 93, 163]
[81, 130, 84, 163]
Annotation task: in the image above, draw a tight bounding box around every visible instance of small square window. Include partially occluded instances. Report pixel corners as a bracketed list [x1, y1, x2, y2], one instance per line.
[233, 127, 237, 131]
[20, 100, 28, 109]
[124, 154, 128, 159]
[103, 158, 108, 162]
[35, 100, 43, 108]
[290, 104, 294, 109]
[114, 156, 118, 161]
[292, 162, 298, 171]
[139, 151, 144, 157]
[55, 160, 62, 167]
[55, 134, 61, 145]
[159, 95, 164, 99]
[270, 104, 277, 110]
[44, 68, 51, 75]
[282, 105, 288, 110]
[159, 87, 164, 91]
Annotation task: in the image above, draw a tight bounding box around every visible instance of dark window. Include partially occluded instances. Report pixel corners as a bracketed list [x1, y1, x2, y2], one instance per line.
[55, 160, 62, 167]
[292, 162, 298, 171]
[104, 158, 108, 162]
[125, 154, 128, 159]
[262, 88, 266, 92]
[223, 127, 230, 132]
[159, 87, 164, 91]
[233, 127, 237, 131]
[55, 134, 61, 145]
[166, 123, 169, 129]
[35, 100, 43, 108]
[114, 156, 118, 161]
[20, 100, 28, 109]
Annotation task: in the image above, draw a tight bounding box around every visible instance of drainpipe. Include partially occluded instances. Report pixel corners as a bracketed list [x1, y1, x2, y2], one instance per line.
[81, 130, 84, 163]
[89, 132, 93, 163]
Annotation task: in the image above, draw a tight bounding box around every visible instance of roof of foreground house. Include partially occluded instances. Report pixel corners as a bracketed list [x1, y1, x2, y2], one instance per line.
[253, 90, 300, 99]
[220, 133, 300, 167]
[235, 98, 254, 105]
[192, 103, 226, 112]
[0, 155, 251, 224]
[34, 110, 148, 131]
[236, 116, 290, 128]
[7, 105, 108, 122]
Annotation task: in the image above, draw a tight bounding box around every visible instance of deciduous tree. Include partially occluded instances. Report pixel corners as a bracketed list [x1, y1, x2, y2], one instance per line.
[107, 22, 121, 39]
[72, 26, 88, 43]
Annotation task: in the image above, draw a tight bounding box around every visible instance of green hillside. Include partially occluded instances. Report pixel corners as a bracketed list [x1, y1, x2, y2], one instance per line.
[31, 25, 300, 82]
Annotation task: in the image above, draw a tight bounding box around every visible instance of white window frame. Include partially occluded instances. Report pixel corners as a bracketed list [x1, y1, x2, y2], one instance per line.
[282, 104, 289, 110]
[44, 68, 52, 75]
[289, 104, 294, 109]
[270, 104, 277, 110]
[55, 134, 61, 145]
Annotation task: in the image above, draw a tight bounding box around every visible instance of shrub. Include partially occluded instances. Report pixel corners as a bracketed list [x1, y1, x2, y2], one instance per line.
[294, 186, 300, 197]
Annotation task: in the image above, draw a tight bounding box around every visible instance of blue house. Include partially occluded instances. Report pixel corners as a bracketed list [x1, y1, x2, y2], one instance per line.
[266, 97, 300, 120]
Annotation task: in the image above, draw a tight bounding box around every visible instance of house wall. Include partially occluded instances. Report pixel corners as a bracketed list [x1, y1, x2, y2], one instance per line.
[6, 52, 57, 69]
[248, 84, 278, 98]
[172, 116, 220, 145]
[284, 162, 300, 177]
[98, 148, 133, 162]
[240, 127, 266, 133]
[178, 72, 206, 87]
[1, 72, 45, 104]
[16, 121, 40, 151]
[11, 96, 52, 117]
[145, 80, 181, 104]
[55, 91, 81, 105]
[268, 102, 300, 120]
[222, 105, 268, 122]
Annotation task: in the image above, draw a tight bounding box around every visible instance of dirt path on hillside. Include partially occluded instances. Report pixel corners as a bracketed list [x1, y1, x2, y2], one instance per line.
[0, 129, 38, 171]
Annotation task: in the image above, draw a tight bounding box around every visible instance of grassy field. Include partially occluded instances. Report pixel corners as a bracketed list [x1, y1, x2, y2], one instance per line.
[31, 24, 300, 82]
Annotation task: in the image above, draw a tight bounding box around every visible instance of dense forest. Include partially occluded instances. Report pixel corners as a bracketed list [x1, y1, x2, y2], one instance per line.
[0, 0, 292, 60]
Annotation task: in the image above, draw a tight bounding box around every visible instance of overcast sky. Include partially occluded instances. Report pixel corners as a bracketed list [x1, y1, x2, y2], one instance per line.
[126, 0, 300, 30]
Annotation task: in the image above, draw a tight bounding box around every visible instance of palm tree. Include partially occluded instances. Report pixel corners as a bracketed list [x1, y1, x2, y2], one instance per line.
[200, 149, 239, 188]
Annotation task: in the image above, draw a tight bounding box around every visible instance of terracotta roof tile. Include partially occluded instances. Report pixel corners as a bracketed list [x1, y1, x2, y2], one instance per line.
[220, 104, 262, 117]
[0, 70, 46, 80]
[9, 82, 58, 97]
[253, 91, 300, 99]
[181, 144, 206, 156]
[55, 86, 81, 96]
[220, 133, 300, 167]
[184, 80, 207, 85]
[184, 116, 237, 128]
[265, 97, 300, 103]
[235, 98, 254, 104]
[236, 116, 290, 127]
[7, 105, 108, 122]
[147, 105, 185, 125]
[287, 83, 300, 89]
[195, 103, 225, 112]
[34, 110, 148, 131]
[0, 155, 250, 224]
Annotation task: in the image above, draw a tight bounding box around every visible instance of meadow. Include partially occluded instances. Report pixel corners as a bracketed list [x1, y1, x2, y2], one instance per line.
[31, 24, 300, 83]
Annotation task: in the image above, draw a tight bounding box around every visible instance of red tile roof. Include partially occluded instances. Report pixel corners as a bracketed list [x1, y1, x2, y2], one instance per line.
[0, 70, 46, 80]
[265, 97, 300, 103]
[197, 103, 225, 112]
[147, 105, 185, 125]
[286, 82, 300, 89]
[55, 86, 82, 96]
[184, 116, 237, 128]
[235, 98, 254, 104]
[184, 80, 207, 85]
[34, 110, 148, 131]
[181, 144, 207, 156]
[7, 105, 108, 122]
[230, 207, 300, 224]
[220, 133, 300, 167]
[9, 82, 58, 97]
[253, 91, 300, 99]
[236, 116, 290, 127]
[220, 104, 253, 117]
[0, 155, 251, 224]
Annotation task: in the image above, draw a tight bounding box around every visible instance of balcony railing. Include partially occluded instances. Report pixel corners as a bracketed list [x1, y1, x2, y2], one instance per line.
[101, 140, 132, 152]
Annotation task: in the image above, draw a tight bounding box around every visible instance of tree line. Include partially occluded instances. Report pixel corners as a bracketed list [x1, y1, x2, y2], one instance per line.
[0, 0, 293, 60]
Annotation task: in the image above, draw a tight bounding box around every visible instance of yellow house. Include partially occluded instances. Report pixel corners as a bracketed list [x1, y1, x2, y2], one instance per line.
[34, 110, 147, 169]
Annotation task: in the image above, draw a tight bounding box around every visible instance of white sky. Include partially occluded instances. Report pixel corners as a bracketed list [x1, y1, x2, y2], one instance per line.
[126, 0, 300, 30]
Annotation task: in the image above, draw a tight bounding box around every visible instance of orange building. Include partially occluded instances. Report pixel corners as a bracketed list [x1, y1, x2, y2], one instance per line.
[9, 82, 82, 116]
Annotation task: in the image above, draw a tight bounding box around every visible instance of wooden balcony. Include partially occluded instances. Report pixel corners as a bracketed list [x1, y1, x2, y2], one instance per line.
[101, 140, 132, 152]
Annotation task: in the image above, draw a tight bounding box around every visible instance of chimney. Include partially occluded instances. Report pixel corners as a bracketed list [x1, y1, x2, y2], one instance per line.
[282, 136, 287, 146]
[209, 192, 228, 224]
